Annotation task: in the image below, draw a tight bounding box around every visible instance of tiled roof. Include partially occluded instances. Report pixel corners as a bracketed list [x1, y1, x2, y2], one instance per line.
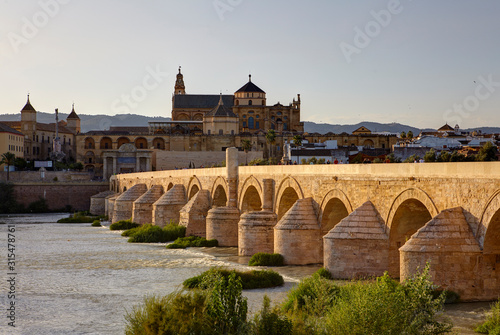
[438, 123, 454, 131]
[235, 76, 265, 93]
[205, 95, 237, 118]
[35, 122, 74, 134]
[173, 94, 234, 109]
[67, 108, 79, 119]
[21, 96, 36, 112]
[0, 122, 24, 136]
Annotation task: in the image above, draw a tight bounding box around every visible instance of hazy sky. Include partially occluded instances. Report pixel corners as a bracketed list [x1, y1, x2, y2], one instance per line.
[1, 0, 499, 129]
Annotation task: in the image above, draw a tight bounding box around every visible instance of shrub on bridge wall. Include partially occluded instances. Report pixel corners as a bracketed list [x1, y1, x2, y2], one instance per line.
[166, 236, 218, 249]
[248, 253, 284, 267]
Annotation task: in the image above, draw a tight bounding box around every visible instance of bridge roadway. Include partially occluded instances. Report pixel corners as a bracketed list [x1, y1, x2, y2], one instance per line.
[105, 148, 500, 301]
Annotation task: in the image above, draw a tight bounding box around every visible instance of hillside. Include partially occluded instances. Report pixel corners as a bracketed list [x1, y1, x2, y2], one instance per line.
[1, 112, 498, 134]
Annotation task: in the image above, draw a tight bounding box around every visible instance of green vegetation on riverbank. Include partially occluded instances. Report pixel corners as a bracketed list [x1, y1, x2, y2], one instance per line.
[125, 264, 452, 335]
[475, 300, 500, 334]
[57, 211, 107, 223]
[110, 219, 140, 230]
[121, 222, 186, 243]
[248, 253, 284, 266]
[167, 236, 218, 249]
[183, 268, 284, 290]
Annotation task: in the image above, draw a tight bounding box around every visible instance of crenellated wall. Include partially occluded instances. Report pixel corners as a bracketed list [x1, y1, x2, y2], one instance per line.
[104, 149, 500, 301]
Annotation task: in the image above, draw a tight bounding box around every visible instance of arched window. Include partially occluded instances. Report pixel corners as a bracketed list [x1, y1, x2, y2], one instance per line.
[284, 123, 287, 130]
[256, 121, 260, 129]
[243, 121, 247, 128]
[248, 117, 254, 129]
[249, 100, 252, 105]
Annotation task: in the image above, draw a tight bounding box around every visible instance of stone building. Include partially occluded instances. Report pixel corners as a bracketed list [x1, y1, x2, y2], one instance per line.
[73, 68, 398, 175]
[0, 123, 24, 169]
[1, 96, 79, 162]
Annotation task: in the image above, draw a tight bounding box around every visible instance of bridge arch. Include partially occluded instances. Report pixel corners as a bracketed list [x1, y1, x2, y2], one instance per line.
[187, 176, 202, 201]
[210, 176, 228, 207]
[319, 189, 353, 235]
[386, 188, 438, 232]
[238, 176, 263, 213]
[275, 176, 304, 221]
[480, 190, 500, 253]
[386, 188, 438, 277]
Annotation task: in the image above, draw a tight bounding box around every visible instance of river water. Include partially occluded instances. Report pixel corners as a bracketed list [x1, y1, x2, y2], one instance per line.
[0, 214, 491, 335]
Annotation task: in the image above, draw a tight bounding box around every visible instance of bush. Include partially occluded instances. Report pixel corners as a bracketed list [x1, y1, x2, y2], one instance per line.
[184, 268, 284, 290]
[122, 225, 145, 237]
[0, 183, 19, 214]
[282, 274, 340, 314]
[248, 253, 284, 266]
[475, 300, 500, 334]
[58, 215, 96, 223]
[250, 295, 293, 335]
[110, 219, 140, 231]
[281, 265, 452, 335]
[167, 236, 218, 249]
[205, 271, 248, 335]
[125, 291, 210, 335]
[91, 220, 101, 227]
[26, 198, 50, 213]
[314, 267, 333, 280]
[127, 223, 186, 243]
[125, 270, 248, 335]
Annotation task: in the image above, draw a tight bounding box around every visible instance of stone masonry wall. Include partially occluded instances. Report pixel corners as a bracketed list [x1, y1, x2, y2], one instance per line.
[13, 183, 109, 211]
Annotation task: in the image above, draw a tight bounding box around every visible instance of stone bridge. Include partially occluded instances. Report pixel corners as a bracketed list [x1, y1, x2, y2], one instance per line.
[100, 148, 500, 301]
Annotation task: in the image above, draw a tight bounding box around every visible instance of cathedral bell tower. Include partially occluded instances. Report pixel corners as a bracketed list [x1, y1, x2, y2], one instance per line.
[174, 66, 186, 95]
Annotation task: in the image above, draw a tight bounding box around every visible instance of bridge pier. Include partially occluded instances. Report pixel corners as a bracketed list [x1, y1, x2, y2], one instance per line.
[238, 179, 277, 256]
[400, 207, 486, 301]
[274, 197, 322, 265]
[105, 194, 118, 222]
[179, 190, 211, 237]
[132, 185, 164, 224]
[90, 190, 115, 216]
[152, 184, 186, 227]
[323, 201, 389, 278]
[207, 147, 241, 247]
[112, 184, 147, 223]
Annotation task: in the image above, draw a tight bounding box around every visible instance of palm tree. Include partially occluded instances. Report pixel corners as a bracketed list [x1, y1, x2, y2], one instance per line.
[241, 139, 251, 165]
[292, 135, 303, 147]
[265, 129, 276, 163]
[1, 152, 16, 181]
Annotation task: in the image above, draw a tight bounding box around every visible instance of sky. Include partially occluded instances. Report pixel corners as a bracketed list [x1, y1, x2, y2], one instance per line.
[0, 0, 499, 129]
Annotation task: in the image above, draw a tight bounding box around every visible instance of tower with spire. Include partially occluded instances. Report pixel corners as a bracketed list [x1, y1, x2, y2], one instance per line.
[66, 103, 81, 134]
[174, 66, 186, 95]
[20, 94, 37, 133]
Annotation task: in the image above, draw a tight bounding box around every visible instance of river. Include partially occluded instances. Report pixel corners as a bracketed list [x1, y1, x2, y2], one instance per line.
[0, 214, 491, 335]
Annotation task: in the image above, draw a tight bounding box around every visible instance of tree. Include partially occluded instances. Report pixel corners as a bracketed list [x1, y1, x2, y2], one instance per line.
[292, 135, 302, 147]
[476, 142, 498, 161]
[1, 152, 16, 181]
[241, 139, 252, 165]
[266, 129, 277, 161]
[423, 149, 436, 162]
[407, 131, 413, 139]
[400, 131, 406, 139]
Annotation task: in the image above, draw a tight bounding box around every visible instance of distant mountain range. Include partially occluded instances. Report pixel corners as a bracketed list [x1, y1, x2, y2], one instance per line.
[1, 112, 499, 135]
